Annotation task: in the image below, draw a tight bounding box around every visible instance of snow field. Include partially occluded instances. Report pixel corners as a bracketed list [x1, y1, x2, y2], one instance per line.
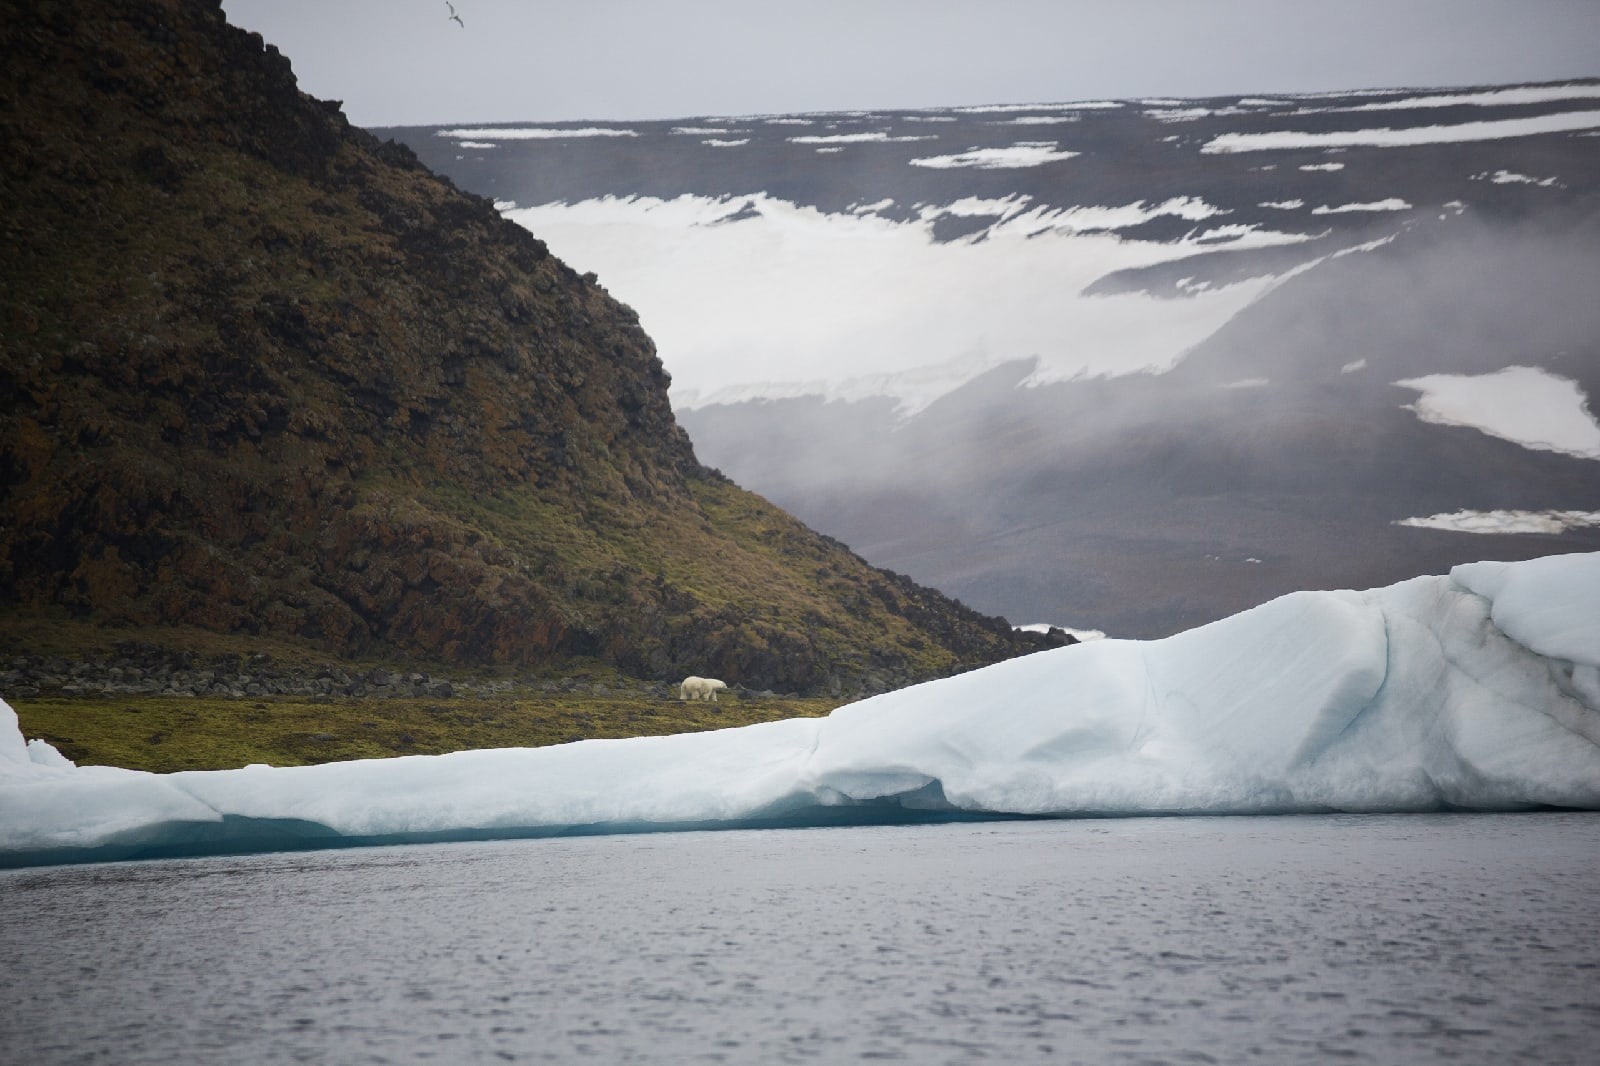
[908, 143, 1080, 168]
[504, 192, 1307, 413]
[436, 126, 638, 141]
[1396, 510, 1600, 536]
[1202, 110, 1600, 153]
[1394, 366, 1600, 460]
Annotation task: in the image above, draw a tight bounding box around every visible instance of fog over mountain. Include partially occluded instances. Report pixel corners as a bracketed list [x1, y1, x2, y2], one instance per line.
[382, 82, 1600, 636]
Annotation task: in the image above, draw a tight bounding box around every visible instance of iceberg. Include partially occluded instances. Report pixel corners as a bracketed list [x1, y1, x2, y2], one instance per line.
[3, 554, 1598, 868]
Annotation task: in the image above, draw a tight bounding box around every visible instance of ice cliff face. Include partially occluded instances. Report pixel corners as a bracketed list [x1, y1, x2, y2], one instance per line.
[4, 553, 1596, 868]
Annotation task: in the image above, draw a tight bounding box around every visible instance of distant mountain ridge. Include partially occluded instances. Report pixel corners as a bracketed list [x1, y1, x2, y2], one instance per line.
[381, 79, 1600, 636]
[0, 0, 1060, 693]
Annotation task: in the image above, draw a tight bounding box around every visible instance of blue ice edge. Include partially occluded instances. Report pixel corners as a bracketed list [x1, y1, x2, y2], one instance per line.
[11, 800, 1583, 870]
[5, 553, 1598, 870]
[3, 774, 1036, 867]
[0, 804, 1032, 869]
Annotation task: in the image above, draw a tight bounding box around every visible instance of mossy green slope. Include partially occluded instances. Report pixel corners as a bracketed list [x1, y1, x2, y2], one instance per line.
[15, 691, 841, 774]
[0, 0, 1060, 695]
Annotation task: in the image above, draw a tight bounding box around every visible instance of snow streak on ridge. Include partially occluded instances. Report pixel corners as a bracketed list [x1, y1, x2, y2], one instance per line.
[1202, 110, 1600, 152]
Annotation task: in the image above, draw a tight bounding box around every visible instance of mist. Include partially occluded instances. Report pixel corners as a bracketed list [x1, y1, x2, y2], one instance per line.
[675, 208, 1600, 491]
[677, 209, 1600, 634]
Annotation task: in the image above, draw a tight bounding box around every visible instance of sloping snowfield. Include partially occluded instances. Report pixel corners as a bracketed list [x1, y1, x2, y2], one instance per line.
[505, 192, 1298, 413]
[1395, 366, 1600, 459]
[4, 553, 1596, 868]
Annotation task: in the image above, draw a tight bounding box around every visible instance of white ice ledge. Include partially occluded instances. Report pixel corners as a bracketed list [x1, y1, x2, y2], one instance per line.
[3, 553, 1598, 867]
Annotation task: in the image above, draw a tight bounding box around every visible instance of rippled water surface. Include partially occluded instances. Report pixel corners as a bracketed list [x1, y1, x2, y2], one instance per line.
[3, 813, 1598, 1064]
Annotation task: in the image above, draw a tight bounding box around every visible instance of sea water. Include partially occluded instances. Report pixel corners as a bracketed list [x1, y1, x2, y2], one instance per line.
[2, 813, 1597, 1064]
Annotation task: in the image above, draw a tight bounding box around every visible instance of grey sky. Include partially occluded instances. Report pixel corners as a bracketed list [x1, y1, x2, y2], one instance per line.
[220, 0, 1600, 127]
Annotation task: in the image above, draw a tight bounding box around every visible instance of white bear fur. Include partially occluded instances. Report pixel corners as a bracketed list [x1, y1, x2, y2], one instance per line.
[679, 676, 728, 702]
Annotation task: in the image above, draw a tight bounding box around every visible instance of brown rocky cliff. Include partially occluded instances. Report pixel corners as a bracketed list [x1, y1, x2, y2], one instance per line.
[0, 0, 1060, 692]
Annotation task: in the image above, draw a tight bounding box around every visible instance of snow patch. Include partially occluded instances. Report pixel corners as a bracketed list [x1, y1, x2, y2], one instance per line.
[909, 144, 1080, 169]
[1394, 366, 1600, 459]
[1203, 111, 1600, 153]
[997, 116, 1079, 126]
[788, 133, 937, 145]
[1145, 106, 1250, 123]
[1473, 170, 1561, 187]
[1325, 84, 1600, 113]
[924, 195, 1230, 234]
[1331, 233, 1399, 258]
[1397, 510, 1600, 535]
[436, 127, 637, 140]
[954, 101, 1121, 113]
[924, 194, 1033, 220]
[1311, 199, 1412, 214]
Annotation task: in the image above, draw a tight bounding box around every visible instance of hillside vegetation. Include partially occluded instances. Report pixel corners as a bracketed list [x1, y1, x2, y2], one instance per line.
[14, 689, 842, 774]
[0, 0, 1061, 711]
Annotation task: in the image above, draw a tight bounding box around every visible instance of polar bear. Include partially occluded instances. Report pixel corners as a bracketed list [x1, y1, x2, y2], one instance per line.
[679, 676, 728, 702]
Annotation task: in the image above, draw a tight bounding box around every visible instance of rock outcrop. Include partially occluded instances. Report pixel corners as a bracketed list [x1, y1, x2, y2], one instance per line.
[0, 0, 1061, 692]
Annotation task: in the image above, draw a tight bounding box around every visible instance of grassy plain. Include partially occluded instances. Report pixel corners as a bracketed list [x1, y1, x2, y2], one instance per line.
[11, 690, 841, 774]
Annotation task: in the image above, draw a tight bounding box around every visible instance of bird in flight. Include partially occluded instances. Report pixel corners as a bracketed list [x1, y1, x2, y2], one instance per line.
[445, 2, 464, 27]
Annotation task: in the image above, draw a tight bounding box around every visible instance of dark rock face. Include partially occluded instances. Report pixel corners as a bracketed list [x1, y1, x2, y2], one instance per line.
[0, 0, 1061, 691]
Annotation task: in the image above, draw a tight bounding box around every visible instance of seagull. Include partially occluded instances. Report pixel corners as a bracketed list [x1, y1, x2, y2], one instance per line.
[445, 1, 464, 27]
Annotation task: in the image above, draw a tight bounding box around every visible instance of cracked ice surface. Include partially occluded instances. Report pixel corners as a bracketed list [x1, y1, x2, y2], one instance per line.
[3, 554, 1597, 867]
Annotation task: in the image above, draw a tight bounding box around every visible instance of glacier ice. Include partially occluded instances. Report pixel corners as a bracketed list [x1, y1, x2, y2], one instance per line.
[3, 553, 1598, 867]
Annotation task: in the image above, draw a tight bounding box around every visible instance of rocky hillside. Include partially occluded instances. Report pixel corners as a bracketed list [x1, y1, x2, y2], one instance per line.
[0, 0, 1060, 694]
